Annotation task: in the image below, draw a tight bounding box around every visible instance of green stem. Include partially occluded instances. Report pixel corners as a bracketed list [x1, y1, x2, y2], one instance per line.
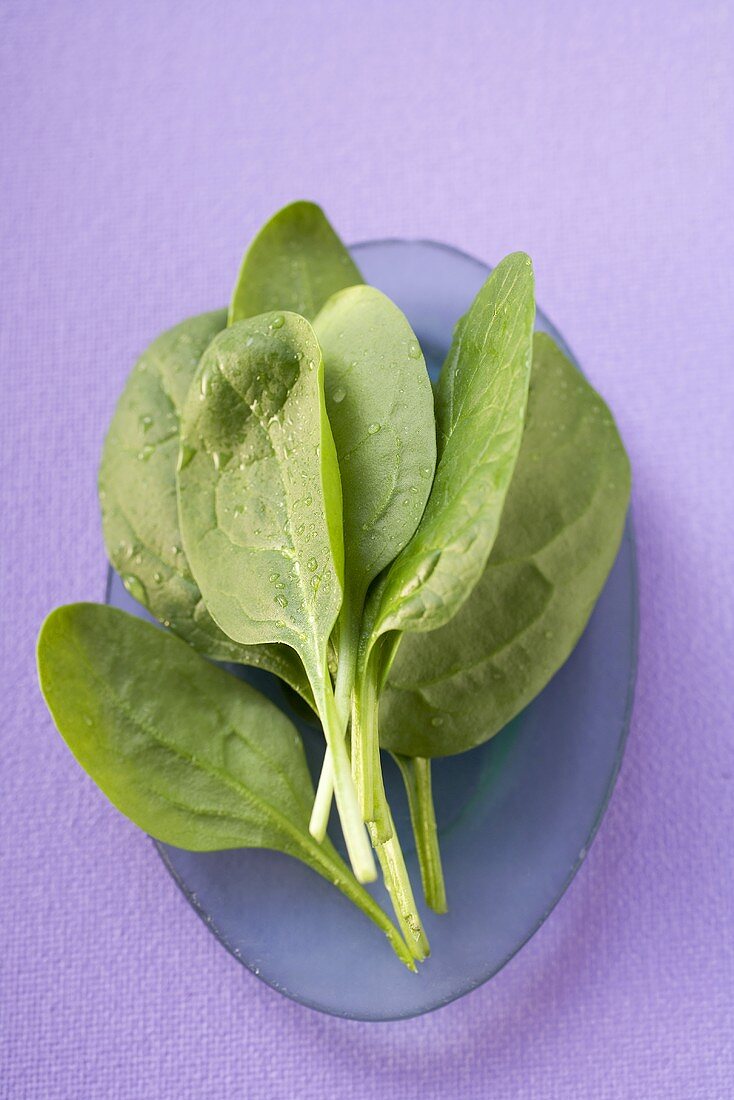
[333, 602, 358, 723]
[309, 752, 334, 843]
[393, 755, 447, 914]
[312, 632, 429, 955]
[352, 642, 397, 840]
[375, 629, 402, 692]
[360, 670, 430, 954]
[303, 835, 416, 971]
[309, 600, 360, 843]
[351, 660, 377, 824]
[310, 666, 375, 884]
[368, 805, 430, 961]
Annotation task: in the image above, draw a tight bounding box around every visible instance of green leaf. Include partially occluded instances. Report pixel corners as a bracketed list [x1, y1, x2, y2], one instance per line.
[368, 252, 536, 643]
[99, 312, 312, 701]
[314, 285, 436, 615]
[177, 311, 375, 882]
[347, 254, 534, 834]
[381, 333, 632, 756]
[177, 312, 344, 671]
[306, 287, 435, 912]
[229, 201, 363, 325]
[36, 604, 414, 968]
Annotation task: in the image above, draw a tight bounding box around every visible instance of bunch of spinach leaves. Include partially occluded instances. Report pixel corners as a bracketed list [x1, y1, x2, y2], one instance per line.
[37, 201, 630, 966]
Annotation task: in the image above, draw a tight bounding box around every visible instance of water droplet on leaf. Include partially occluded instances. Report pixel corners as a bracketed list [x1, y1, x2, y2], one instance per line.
[122, 574, 147, 606]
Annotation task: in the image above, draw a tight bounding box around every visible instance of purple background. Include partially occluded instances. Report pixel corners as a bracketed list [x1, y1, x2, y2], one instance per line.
[2, 1, 732, 1096]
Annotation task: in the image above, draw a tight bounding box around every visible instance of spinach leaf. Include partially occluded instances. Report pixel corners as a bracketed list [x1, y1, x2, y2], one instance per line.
[306, 287, 436, 955]
[36, 604, 413, 969]
[229, 201, 362, 325]
[177, 312, 343, 673]
[99, 311, 312, 701]
[177, 311, 375, 882]
[311, 282, 436, 771]
[314, 285, 436, 622]
[352, 254, 535, 829]
[381, 333, 632, 756]
[367, 252, 536, 643]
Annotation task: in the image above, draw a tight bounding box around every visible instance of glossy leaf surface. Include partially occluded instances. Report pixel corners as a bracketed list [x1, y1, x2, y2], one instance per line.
[37, 605, 412, 966]
[381, 333, 632, 756]
[177, 312, 378, 882]
[314, 285, 436, 612]
[229, 201, 362, 325]
[99, 312, 311, 698]
[177, 312, 344, 673]
[368, 252, 536, 642]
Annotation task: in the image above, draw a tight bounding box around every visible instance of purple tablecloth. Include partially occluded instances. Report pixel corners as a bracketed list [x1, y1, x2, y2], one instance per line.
[2, 2, 732, 1096]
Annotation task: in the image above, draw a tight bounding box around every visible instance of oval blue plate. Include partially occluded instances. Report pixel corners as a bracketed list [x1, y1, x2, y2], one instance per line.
[107, 239, 638, 1020]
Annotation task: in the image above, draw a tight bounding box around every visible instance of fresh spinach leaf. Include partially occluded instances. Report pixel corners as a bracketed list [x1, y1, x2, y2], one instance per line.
[381, 333, 632, 756]
[315, 285, 436, 623]
[37, 604, 413, 969]
[308, 286, 436, 825]
[177, 311, 375, 882]
[305, 286, 436, 954]
[352, 254, 535, 829]
[229, 201, 362, 325]
[99, 311, 312, 702]
[177, 312, 344, 675]
[367, 252, 536, 643]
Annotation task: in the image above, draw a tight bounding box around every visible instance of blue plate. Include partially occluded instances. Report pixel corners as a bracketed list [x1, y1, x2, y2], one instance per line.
[107, 239, 638, 1021]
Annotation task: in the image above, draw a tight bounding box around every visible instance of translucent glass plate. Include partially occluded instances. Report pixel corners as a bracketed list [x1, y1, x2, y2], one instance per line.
[107, 239, 638, 1021]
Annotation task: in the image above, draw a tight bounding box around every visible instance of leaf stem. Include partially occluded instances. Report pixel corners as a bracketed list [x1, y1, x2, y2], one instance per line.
[309, 634, 428, 953]
[351, 660, 376, 824]
[303, 836, 416, 971]
[368, 806, 430, 961]
[309, 598, 360, 843]
[333, 599, 359, 723]
[352, 651, 395, 840]
[310, 666, 375, 884]
[309, 753, 335, 843]
[393, 755, 447, 914]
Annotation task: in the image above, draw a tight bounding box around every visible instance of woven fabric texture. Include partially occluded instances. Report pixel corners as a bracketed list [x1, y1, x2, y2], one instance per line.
[1, 2, 732, 1097]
